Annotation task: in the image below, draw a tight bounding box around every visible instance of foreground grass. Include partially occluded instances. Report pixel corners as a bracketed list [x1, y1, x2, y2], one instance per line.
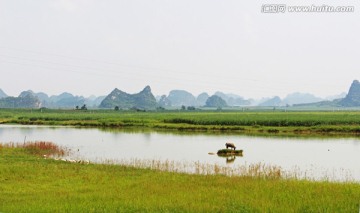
[1, 145, 360, 212]
[2, 108, 360, 135]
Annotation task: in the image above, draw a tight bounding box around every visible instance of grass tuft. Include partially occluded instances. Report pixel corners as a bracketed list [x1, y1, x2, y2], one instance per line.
[217, 149, 243, 156]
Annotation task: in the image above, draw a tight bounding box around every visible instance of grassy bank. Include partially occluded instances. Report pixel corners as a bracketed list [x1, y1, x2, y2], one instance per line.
[1, 143, 360, 212]
[1, 108, 360, 135]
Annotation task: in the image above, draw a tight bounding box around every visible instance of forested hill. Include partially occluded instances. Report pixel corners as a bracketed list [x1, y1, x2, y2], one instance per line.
[99, 86, 157, 109]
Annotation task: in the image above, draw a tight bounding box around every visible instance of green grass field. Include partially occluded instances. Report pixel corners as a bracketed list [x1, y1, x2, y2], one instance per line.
[1, 108, 360, 135]
[1, 143, 360, 212]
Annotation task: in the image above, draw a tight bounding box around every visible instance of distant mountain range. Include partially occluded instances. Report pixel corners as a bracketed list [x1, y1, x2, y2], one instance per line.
[258, 93, 327, 107]
[0, 90, 105, 109]
[0, 90, 41, 108]
[162, 90, 251, 107]
[0, 80, 359, 109]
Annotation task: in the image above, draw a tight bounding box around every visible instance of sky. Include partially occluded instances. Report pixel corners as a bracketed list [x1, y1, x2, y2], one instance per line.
[0, 0, 359, 99]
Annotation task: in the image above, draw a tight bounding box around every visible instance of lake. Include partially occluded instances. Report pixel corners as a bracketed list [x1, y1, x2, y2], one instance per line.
[1, 124, 359, 181]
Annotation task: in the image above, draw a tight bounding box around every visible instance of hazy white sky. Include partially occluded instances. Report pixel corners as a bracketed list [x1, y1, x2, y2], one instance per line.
[0, 0, 359, 99]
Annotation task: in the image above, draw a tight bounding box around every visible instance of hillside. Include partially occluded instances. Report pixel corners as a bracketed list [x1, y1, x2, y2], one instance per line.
[158, 95, 171, 107]
[294, 80, 360, 107]
[214, 92, 251, 106]
[99, 86, 157, 109]
[259, 96, 282, 106]
[0, 89, 7, 98]
[40, 92, 86, 108]
[205, 95, 227, 108]
[340, 80, 360, 107]
[0, 91, 41, 108]
[167, 90, 196, 106]
[85, 96, 106, 108]
[282, 93, 323, 105]
[196, 92, 209, 106]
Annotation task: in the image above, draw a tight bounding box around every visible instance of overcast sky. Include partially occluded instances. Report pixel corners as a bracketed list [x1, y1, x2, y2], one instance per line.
[0, 0, 359, 99]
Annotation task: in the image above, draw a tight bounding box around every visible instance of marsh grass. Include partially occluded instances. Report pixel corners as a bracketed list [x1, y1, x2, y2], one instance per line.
[3, 109, 360, 135]
[1, 145, 360, 212]
[92, 157, 358, 183]
[103, 158, 284, 180]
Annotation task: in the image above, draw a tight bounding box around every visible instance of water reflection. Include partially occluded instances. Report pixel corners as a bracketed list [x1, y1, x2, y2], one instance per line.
[226, 156, 236, 164]
[97, 126, 360, 139]
[217, 155, 239, 164]
[217, 152, 244, 164]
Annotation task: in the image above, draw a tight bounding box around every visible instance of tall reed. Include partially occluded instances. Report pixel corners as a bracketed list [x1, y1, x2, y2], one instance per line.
[102, 158, 283, 179]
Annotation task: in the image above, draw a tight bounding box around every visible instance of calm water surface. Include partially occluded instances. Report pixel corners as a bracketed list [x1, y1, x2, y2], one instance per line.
[1, 125, 359, 181]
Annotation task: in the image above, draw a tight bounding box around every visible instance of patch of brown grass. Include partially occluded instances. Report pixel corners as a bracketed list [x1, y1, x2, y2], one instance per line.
[2, 141, 68, 157]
